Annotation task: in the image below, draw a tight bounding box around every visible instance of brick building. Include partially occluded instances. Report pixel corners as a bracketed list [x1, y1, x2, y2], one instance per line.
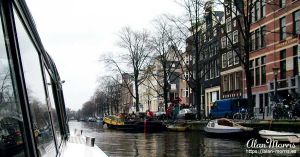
[248, 0, 300, 116]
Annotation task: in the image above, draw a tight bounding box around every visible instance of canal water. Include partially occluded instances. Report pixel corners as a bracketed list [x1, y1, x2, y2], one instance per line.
[68, 121, 299, 157]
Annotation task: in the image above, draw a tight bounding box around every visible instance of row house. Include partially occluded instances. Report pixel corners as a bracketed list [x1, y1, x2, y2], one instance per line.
[183, 2, 224, 117]
[200, 5, 224, 117]
[220, 0, 244, 100]
[120, 73, 134, 113]
[221, 0, 300, 117]
[136, 47, 182, 113]
[139, 65, 159, 112]
[248, 0, 300, 116]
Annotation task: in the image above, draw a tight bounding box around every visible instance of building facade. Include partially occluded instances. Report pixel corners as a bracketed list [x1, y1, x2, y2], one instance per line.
[248, 0, 300, 116]
[200, 5, 223, 117]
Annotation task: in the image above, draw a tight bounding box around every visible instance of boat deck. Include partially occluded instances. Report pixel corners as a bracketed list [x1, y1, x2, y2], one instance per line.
[61, 134, 107, 157]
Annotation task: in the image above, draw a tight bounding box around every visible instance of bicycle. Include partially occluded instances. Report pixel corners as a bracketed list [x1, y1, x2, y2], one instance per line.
[233, 108, 256, 121]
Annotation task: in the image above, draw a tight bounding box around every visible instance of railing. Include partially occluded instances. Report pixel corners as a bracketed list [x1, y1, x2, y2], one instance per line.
[268, 76, 299, 92]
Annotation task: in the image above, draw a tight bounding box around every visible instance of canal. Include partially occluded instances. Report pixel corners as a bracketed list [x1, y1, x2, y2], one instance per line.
[69, 121, 299, 157]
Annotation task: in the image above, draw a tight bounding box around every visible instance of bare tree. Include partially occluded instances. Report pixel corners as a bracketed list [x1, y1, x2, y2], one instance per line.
[81, 101, 96, 117]
[147, 17, 186, 112]
[105, 27, 151, 112]
[169, 0, 211, 119]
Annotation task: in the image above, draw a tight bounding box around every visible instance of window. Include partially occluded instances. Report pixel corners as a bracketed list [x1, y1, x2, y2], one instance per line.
[221, 37, 226, 49]
[232, 3, 236, 16]
[227, 33, 232, 48]
[234, 49, 239, 64]
[222, 53, 228, 68]
[251, 56, 266, 86]
[184, 71, 189, 80]
[255, 29, 261, 49]
[293, 10, 300, 35]
[255, 1, 260, 21]
[226, 17, 232, 32]
[0, 14, 26, 156]
[251, 26, 266, 51]
[251, 32, 255, 51]
[226, 4, 230, 15]
[235, 72, 241, 90]
[223, 75, 228, 92]
[280, 50, 286, 79]
[261, 56, 266, 84]
[216, 59, 220, 77]
[185, 88, 189, 97]
[261, 26, 266, 47]
[259, 94, 264, 112]
[280, 17, 286, 40]
[255, 67, 260, 86]
[228, 51, 233, 66]
[211, 61, 215, 78]
[261, 65, 266, 84]
[205, 65, 210, 80]
[261, 0, 266, 17]
[280, 0, 286, 8]
[251, 3, 255, 23]
[233, 30, 238, 44]
[255, 57, 260, 67]
[14, 10, 56, 156]
[233, 19, 236, 27]
[185, 55, 189, 64]
[182, 88, 189, 97]
[264, 93, 269, 107]
[293, 46, 299, 76]
[45, 69, 62, 146]
[229, 74, 235, 90]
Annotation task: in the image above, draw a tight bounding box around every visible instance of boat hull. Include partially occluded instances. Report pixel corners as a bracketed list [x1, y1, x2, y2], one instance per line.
[105, 120, 166, 133]
[203, 118, 254, 138]
[259, 130, 300, 143]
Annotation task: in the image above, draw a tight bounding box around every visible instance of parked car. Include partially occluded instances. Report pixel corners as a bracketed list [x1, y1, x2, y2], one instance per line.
[88, 117, 96, 122]
[209, 98, 248, 119]
[155, 111, 166, 120]
[177, 108, 196, 120]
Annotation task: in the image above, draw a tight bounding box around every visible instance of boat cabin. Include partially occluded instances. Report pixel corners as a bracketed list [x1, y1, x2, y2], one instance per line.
[0, 0, 69, 156]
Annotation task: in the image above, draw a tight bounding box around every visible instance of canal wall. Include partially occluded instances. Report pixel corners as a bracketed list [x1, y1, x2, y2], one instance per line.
[184, 120, 300, 132]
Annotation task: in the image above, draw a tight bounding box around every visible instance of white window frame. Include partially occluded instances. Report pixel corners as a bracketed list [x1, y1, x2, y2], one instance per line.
[233, 30, 238, 44]
[228, 51, 233, 67]
[226, 17, 232, 32]
[234, 49, 240, 65]
[227, 33, 232, 47]
[185, 55, 189, 64]
[222, 53, 227, 68]
[221, 36, 226, 49]
[233, 19, 236, 27]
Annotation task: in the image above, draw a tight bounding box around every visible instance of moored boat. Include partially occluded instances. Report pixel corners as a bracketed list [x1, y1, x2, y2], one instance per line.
[204, 118, 253, 136]
[103, 115, 166, 132]
[259, 130, 300, 143]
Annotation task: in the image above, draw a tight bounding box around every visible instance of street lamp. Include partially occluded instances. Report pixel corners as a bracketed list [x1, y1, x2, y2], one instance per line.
[272, 67, 279, 101]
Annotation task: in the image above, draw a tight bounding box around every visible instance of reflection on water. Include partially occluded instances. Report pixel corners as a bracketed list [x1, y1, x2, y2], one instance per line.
[68, 121, 299, 157]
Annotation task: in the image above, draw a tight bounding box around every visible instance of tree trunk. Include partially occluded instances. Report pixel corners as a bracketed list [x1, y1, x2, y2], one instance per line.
[163, 68, 169, 112]
[134, 75, 140, 112]
[244, 63, 253, 114]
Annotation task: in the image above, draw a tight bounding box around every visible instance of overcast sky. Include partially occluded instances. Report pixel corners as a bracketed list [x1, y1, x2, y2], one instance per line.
[26, 0, 185, 111]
